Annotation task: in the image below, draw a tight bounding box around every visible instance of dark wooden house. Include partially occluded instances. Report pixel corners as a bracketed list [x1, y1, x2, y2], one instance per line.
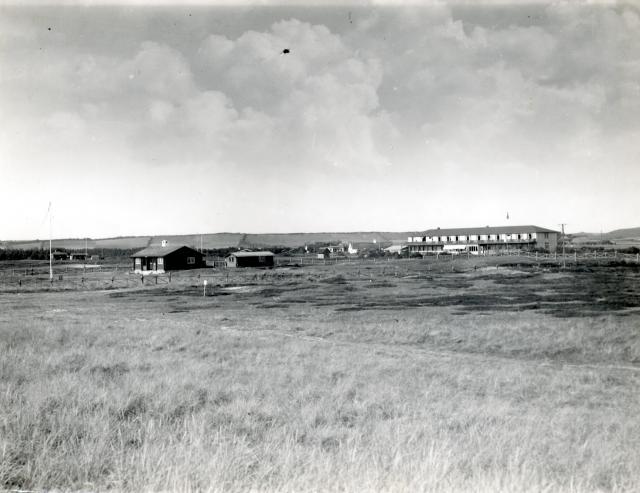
[131, 244, 205, 273]
[51, 251, 69, 261]
[225, 251, 275, 268]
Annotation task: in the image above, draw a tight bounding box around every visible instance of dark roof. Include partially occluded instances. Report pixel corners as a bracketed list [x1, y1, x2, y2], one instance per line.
[228, 251, 274, 258]
[131, 245, 200, 258]
[416, 225, 560, 236]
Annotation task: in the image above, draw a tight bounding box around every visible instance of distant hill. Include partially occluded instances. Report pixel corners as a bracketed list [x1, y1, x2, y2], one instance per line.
[604, 227, 640, 240]
[0, 231, 409, 251]
[3, 227, 637, 251]
[240, 232, 407, 248]
[571, 227, 640, 244]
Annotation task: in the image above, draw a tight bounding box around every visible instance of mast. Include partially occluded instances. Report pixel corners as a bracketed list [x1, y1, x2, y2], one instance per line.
[49, 202, 53, 280]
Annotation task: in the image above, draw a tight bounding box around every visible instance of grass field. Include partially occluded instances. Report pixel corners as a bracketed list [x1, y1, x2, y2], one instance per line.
[1, 258, 639, 492]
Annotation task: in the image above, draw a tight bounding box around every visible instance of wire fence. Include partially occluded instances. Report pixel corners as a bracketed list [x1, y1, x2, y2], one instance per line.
[0, 251, 638, 293]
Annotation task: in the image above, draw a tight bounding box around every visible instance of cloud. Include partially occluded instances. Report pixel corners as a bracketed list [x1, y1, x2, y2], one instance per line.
[1, 4, 639, 238]
[133, 18, 397, 171]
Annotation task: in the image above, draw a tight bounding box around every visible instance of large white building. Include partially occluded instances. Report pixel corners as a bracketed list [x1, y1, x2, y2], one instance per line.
[406, 225, 560, 254]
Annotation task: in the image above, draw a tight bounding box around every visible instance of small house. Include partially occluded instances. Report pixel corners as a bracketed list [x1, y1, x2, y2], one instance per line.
[69, 252, 88, 261]
[131, 242, 205, 274]
[325, 244, 346, 254]
[225, 251, 275, 268]
[51, 251, 68, 261]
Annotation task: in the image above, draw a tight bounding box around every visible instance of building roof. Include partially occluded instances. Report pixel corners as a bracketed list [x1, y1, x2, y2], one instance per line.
[384, 244, 406, 253]
[416, 225, 560, 236]
[131, 245, 200, 257]
[228, 251, 274, 258]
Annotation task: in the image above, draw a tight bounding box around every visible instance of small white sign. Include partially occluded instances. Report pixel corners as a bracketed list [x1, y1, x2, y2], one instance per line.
[203, 280, 208, 285]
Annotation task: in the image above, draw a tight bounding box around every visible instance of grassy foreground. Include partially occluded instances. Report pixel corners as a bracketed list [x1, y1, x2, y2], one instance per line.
[1, 259, 639, 492]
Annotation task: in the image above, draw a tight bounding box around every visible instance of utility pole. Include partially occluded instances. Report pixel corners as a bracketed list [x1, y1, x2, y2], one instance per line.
[48, 202, 53, 281]
[558, 223, 567, 268]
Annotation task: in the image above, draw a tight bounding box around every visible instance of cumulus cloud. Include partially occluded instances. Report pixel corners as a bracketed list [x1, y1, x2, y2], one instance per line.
[16, 18, 396, 173]
[346, 3, 639, 179]
[189, 19, 394, 171]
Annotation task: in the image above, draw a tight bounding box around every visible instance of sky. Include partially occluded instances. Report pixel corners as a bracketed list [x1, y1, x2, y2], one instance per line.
[1, 0, 639, 240]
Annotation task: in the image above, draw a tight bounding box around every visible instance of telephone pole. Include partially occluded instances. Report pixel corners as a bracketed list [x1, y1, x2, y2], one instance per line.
[558, 223, 567, 268]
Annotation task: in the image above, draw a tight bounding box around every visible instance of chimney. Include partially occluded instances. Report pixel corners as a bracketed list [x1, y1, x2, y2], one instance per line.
[161, 240, 167, 247]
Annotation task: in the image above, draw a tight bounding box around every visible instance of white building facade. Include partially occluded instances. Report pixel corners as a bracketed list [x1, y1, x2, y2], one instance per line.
[406, 225, 560, 254]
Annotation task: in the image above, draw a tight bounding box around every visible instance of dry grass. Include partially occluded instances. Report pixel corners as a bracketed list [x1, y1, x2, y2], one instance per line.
[1, 259, 639, 492]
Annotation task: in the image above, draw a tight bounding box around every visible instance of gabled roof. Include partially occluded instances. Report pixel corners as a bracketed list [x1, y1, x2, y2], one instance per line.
[131, 245, 200, 257]
[228, 251, 274, 258]
[416, 225, 560, 236]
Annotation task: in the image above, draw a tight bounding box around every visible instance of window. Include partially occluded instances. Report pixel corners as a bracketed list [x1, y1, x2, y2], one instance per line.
[187, 257, 195, 264]
[259, 256, 265, 263]
[158, 258, 163, 265]
[135, 258, 141, 266]
[544, 233, 549, 239]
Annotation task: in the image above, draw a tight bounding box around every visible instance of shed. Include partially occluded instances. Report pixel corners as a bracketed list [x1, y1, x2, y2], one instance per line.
[69, 252, 88, 261]
[225, 251, 275, 268]
[131, 244, 205, 274]
[51, 251, 68, 261]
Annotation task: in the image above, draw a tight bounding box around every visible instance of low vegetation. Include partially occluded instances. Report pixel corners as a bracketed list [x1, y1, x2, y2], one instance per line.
[1, 258, 639, 492]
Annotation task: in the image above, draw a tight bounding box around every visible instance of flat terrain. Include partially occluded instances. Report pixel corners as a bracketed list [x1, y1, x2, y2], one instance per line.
[1, 258, 639, 492]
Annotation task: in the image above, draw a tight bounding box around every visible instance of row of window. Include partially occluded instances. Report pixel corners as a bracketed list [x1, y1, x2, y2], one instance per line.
[134, 257, 165, 265]
[135, 257, 194, 266]
[409, 232, 550, 243]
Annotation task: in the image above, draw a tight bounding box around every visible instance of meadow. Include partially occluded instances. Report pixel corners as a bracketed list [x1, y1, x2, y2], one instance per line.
[1, 258, 639, 492]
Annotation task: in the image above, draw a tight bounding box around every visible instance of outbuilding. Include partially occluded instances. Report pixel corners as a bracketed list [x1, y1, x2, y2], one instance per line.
[131, 243, 205, 274]
[225, 251, 275, 268]
[51, 251, 69, 261]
